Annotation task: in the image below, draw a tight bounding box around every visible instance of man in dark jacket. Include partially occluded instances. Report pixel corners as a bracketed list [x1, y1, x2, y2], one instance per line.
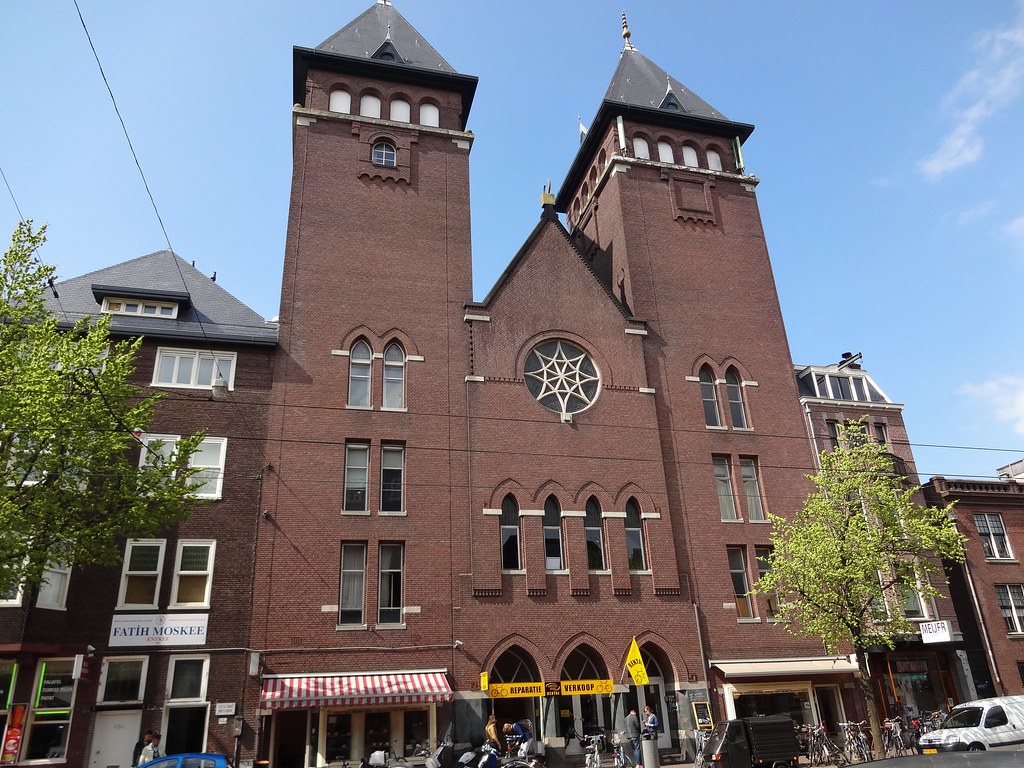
[625, 709, 641, 767]
[132, 730, 153, 767]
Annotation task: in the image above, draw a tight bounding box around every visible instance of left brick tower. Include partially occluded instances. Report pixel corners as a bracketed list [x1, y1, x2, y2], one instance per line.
[254, 2, 478, 765]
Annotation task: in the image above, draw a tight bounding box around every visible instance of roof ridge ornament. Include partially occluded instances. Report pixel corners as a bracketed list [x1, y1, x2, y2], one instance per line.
[621, 12, 637, 51]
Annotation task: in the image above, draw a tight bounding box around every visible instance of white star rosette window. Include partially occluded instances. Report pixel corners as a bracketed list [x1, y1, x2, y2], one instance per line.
[524, 339, 600, 420]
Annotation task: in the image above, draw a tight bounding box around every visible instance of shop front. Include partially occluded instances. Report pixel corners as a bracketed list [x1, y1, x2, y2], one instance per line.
[871, 650, 959, 720]
[259, 670, 453, 768]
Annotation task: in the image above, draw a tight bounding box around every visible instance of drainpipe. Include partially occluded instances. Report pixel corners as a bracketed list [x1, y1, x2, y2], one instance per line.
[962, 557, 1005, 694]
[803, 403, 822, 470]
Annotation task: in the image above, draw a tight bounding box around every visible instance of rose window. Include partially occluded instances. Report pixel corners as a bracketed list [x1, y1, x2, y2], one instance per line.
[524, 340, 600, 417]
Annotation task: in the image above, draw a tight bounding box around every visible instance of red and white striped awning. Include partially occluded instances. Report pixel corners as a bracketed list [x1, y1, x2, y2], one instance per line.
[260, 671, 453, 709]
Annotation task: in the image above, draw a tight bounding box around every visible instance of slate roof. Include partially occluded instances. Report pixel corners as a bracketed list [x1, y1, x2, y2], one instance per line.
[44, 251, 278, 346]
[316, 1, 456, 73]
[606, 46, 730, 120]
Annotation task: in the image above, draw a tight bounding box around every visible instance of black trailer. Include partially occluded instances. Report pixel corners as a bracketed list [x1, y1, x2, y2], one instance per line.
[701, 716, 801, 768]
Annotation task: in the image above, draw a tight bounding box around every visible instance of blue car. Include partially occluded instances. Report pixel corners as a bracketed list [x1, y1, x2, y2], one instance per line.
[138, 754, 229, 768]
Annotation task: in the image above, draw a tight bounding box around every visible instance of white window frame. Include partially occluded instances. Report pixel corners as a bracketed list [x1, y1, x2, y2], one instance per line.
[139, 434, 228, 500]
[36, 562, 71, 610]
[348, 340, 372, 408]
[728, 546, 753, 619]
[739, 458, 765, 521]
[329, 89, 351, 113]
[377, 543, 405, 626]
[339, 543, 367, 626]
[344, 443, 370, 512]
[707, 149, 723, 171]
[382, 343, 406, 410]
[390, 99, 410, 123]
[102, 296, 178, 319]
[633, 137, 650, 160]
[976, 513, 1013, 560]
[657, 141, 675, 163]
[1, 581, 23, 607]
[98, 656, 149, 704]
[152, 347, 236, 391]
[166, 655, 210, 702]
[714, 456, 738, 521]
[117, 539, 167, 610]
[419, 103, 440, 127]
[996, 584, 1024, 634]
[681, 145, 699, 167]
[25, 657, 76, 762]
[380, 445, 405, 514]
[169, 540, 216, 609]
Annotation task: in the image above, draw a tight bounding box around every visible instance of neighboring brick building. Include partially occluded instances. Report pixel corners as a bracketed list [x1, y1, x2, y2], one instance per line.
[0, 253, 277, 767]
[924, 475, 1024, 699]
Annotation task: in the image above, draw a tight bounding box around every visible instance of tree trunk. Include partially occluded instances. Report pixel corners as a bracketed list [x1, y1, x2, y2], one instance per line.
[855, 649, 885, 759]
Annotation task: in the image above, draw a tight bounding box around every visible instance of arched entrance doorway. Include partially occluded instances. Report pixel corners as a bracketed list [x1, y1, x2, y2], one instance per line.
[622, 646, 671, 750]
[489, 646, 542, 744]
[556, 645, 613, 754]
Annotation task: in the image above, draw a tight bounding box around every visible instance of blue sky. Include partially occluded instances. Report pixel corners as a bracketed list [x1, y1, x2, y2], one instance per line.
[3, 1, 1024, 482]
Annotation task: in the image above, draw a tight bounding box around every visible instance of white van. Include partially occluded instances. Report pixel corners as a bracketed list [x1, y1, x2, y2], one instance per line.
[918, 695, 1024, 752]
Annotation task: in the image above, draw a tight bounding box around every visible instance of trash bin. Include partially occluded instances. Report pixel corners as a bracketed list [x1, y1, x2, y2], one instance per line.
[641, 736, 660, 768]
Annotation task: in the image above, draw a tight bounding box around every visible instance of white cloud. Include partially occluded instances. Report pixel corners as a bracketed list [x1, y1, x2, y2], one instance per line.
[1006, 216, 1024, 249]
[955, 200, 995, 227]
[962, 375, 1024, 434]
[918, 3, 1024, 180]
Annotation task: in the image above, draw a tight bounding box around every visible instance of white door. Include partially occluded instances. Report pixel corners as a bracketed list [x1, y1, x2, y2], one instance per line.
[90, 711, 142, 768]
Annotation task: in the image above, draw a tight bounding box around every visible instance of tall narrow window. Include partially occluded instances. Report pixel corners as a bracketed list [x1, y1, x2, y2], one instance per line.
[170, 541, 215, 608]
[383, 343, 406, 409]
[755, 546, 779, 618]
[36, 563, 71, 610]
[585, 497, 606, 571]
[625, 498, 647, 571]
[681, 145, 699, 167]
[378, 543, 404, 624]
[543, 496, 563, 571]
[825, 421, 840, 450]
[976, 514, 1012, 559]
[873, 423, 888, 445]
[25, 659, 75, 760]
[699, 366, 721, 427]
[728, 546, 753, 619]
[348, 341, 372, 407]
[633, 137, 650, 159]
[657, 141, 674, 163]
[725, 368, 747, 428]
[707, 149, 723, 171]
[344, 444, 369, 512]
[500, 494, 521, 570]
[165, 656, 210, 754]
[713, 456, 738, 520]
[902, 582, 926, 619]
[117, 540, 165, 609]
[339, 543, 366, 625]
[740, 458, 765, 521]
[380, 445, 404, 512]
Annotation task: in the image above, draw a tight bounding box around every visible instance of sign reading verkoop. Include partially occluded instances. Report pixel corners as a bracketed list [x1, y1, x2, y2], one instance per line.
[109, 614, 209, 647]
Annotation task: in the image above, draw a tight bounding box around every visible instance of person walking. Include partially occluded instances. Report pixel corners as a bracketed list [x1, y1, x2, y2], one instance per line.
[132, 730, 153, 767]
[626, 708, 642, 767]
[139, 732, 161, 764]
[485, 714, 501, 748]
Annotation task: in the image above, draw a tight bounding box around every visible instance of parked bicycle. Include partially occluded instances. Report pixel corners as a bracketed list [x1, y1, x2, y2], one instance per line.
[837, 722, 871, 763]
[804, 724, 847, 767]
[608, 731, 634, 768]
[881, 717, 911, 758]
[692, 729, 712, 768]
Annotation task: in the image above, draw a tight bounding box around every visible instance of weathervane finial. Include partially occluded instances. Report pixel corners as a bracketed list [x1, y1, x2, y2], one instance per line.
[621, 12, 635, 50]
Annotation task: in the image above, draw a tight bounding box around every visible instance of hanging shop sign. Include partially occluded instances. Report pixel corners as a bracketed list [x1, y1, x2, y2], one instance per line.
[560, 679, 613, 695]
[109, 614, 209, 647]
[920, 621, 952, 644]
[625, 637, 649, 686]
[488, 682, 545, 698]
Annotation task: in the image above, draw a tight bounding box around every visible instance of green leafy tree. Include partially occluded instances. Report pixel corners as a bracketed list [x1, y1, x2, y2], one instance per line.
[0, 221, 202, 599]
[755, 420, 964, 755]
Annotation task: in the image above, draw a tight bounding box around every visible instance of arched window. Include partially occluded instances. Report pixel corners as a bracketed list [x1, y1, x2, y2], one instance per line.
[657, 141, 674, 164]
[625, 498, 646, 571]
[372, 141, 397, 167]
[383, 343, 406, 409]
[633, 137, 650, 159]
[584, 497, 605, 571]
[699, 365, 720, 427]
[725, 367, 747, 428]
[348, 340, 371, 407]
[500, 494, 520, 571]
[682, 145, 699, 167]
[329, 89, 351, 113]
[707, 149, 723, 171]
[390, 99, 410, 123]
[419, 103, 440, 127]
[543, 496, 563, 571]
[360, 94, 381, 118]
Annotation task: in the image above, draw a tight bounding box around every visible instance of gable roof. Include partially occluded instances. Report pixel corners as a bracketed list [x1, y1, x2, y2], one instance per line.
[44, 250, 278, 346]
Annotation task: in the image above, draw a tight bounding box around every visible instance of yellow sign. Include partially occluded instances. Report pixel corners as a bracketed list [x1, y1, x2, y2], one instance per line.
[560, 679, 614, 695]
[488, 682, 545, 698]
[480, 672, 489, 691]
[625, 637, 649, 686]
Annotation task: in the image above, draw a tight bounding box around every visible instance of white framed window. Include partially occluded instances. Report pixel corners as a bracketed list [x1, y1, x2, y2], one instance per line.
[699, 365, 721, 427]
[755, 546, 779, 619]
[500, 494, 521, 571]
[976, 513, 1012, 559]
[728, 546, 753, 619]
[329, 89, 351, 113]
[714, 456, 738, 520]
[99, 657, 148, 703]
[344, 444, 369, 512]
[707, 149, 723, 171]
[378, 543, 404, 625]
[543, 496, 563, 571]
[102, 297, 178, 319]
[997, 584, 1024, 633]
[339, 543, 366, 626]
[725, 368, 748, 428]
[140, 435, 227, 500]
[681, 145, 699, 167]
[902, 583, 926, 619]
[585, 497, 605, 571]
[25, 658, 76, 761]
[153, 348, 236, 391]
[165, 655, 210, 753]
[117, 539, 166, 609]
[348, 340, 372, 407]
[633, 137, 650, 159]
[360, 94, 381, 118]
[657, 141, 675, 163]
[390, 99, 410, 123]
[382, 343, 406, 410]
[1, 580, 23, 607]
[372, 141, 397, 167]
[167, 655, 209, 701]
[36, 563, 71, 610]
[419, 103, 440, 127]
[625, 498, 646, 571]
[739, 458, 765, 521]
[170, 541, 216, 608]
[380, 445, 404, 513]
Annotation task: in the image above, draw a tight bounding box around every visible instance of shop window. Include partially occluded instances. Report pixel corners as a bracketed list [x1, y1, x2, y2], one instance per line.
[543, 496, 564, 570]
[403, 710, 429, 756]
[25, 658, 76, 760]
[326, 713, 353, 763]
[99, 657, 147, 703]
[117, 539, 166, 609]
[378, 543, 404, 625]
[585, 496, 606, 571]
[0, 661, 17, 743]
[365, 710, 391, 753]
[339, 543, 366, 626]
[500, 494, 521, 571]
[625, 498, 646, 571]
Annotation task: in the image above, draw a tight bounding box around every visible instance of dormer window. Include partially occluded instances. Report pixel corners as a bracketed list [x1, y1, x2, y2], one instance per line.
[103, 297, 178, 319]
